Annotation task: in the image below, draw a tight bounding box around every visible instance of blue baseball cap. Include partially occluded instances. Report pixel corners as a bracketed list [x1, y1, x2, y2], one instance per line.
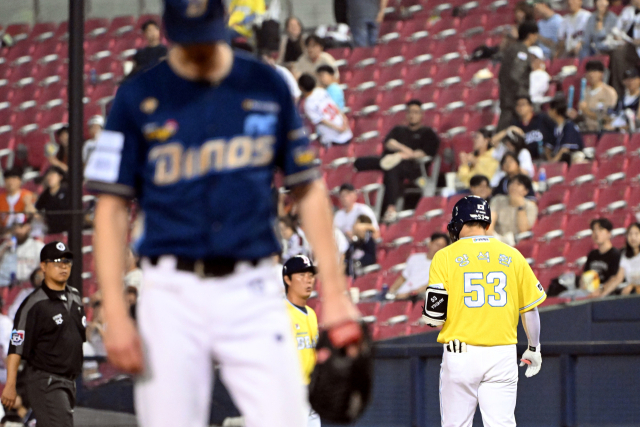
[163, 0, 229, 44]
[282, 255, 316, 284]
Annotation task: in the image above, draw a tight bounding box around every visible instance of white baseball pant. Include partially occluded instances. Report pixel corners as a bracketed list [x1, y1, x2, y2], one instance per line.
[135, 257, 308, 427]
[439, 344, 518, 427]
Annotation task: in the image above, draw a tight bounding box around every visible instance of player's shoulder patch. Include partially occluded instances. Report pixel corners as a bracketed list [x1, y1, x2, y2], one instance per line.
[517, 51, 528, 61]
[11, 329, 24, 346]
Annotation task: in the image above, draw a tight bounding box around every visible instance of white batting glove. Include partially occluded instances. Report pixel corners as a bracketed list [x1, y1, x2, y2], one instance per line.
[519, 345, 542, 377]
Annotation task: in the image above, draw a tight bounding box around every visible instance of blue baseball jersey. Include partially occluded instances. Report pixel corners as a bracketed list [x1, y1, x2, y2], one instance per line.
[85, 53, 319, 259]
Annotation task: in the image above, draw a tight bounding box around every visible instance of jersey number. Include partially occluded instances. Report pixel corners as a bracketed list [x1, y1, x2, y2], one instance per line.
[463, 272, 507, 308]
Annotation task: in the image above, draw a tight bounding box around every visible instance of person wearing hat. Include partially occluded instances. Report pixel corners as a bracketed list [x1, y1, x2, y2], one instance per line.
[334, 183, 379, 240]
[282, 255, 320, 427]
[608, 67, 640, 130]
[0, 168, 34, 231]
[567, 60, 617, 131]
[84, 0, 360, 426]
[1, 242, 85, 427]
[35, 166, 70, 234]
[82, 115, 105, 164]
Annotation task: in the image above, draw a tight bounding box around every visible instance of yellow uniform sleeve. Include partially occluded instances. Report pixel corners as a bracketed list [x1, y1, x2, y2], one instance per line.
[517, 253, 546, 312]
[428, 250, 448, 291]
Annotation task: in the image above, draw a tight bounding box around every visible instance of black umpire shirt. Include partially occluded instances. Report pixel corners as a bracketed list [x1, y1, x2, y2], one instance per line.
[8, 281, 86, 377]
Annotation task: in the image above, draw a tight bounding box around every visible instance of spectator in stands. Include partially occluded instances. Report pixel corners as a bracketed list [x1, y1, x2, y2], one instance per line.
[298, 73, 352, 146]
[488, 174, 538, 246]
[457, 128, 499, 189]
[334, 183, 380, 240]
[498, 21, 539, 131]
[316, 65, 345, 111]
[388, 232, 450, 300]
[469, 175, 493, 202]
[347, 0, 388, 47]
[0, 168, 34, 232]
[609, 0, 640, 97]
[545, 98, 584, 164]
[348, 215, 377, 274]
[528, 46, 550, 103]
[262, 50, 301, 102]
[0, 217, 43, 287]
[581, 218, 621, 297]
[503, 2, 535, 52]
[557, 0, 591, 57]
[534, 0, 564, 58]
[597, 223, 640, 297]
[278, 216, 310, 262]
[278, 17, 305, 65]
[131, 20, 167, 75]
[45, 125, 69, 173]
[228, 0, 266, 42]
[492, 151, 536, 199]
[608, 67, 640, 131]
[491, 127, 534, 181]
[0, 297, 13, 383]
[82, 115, 104, 164]
[294, 35, 339, 78]
[504, 95, 556, 159]
[581, 0, 618, 58]
[8, 268, 42, 320]
[567, 60, 617, 131]
[35, 166, 71, 234]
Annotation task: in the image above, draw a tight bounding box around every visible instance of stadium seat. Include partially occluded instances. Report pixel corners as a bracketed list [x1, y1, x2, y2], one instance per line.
[324, 164, 355, 192]
[377, 64, 406, 89]
[31, 38, 61, 61]
[431, 60, 464, 86]
[427, 16, 460, 36]
[596, 182, 629, 213]
[566, 182, 599, 213]
[628, 186, 640, 210]
[436, 85, 468, 111]
[13, 109, 40, 134]
[20, 132, 50, 170]
[382, 219, 417, 246]
[84, 18, 110, 38]
[399, 20, 428, 40]
[39, 105, 68, 131]
[33, 61, 66, 84]
[466, 110, 497, 132]
[564, 213, 595, 239]
[321, 144, 354, 165]
[413, 196, 446, 219]
[409, 85, 439, 107]
[530, 211, 566, 241]
[349, 46, 378, 67]
[628, 133, 640, 155]
[5, 23, 31, 41]
[346, 86, 378, 115]
[458, 15, 487, 37]
[108, 15, 136, 36]
[378, 42, 406, 65]
[596, 157, 628, 182]
[515, 239, 537, 264]
[609, 210, 633, 230]
[548, 57, 579, 77]
[353, 139, 383, 157]
[379, 245, 414, 272]
[352, 171, 384, 190]
[464, 81, 498, 109]
[404, 63, 436, 87]
[377, 301, 412, 323]
[377, 89, 408, 114]
[564, 237, 593, 266]
[375, 322, 409, 340]
[536, 162, 567, 186]
[352, 272, 382, 300]
[536, 265, 568, 290]
[538, 188, 568, 215]
[414, 220, 446, 243]
[565, 162, 595, 184]
[357, 301, 380, 321]
[596, 133, 628, 159]
[353, 115, 380, 137]
[578, 55, 610, 74]
[627, 156, 640, 181]
[439, 111, 469, 135]
[380, 111, 406, 136]
[29, 22, 57, 42]
[38, 81, 66, 107]
[535, 241, 566, 267]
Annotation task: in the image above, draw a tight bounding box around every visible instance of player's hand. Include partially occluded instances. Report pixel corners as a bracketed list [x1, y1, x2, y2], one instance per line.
[103, 312, 144, 375]
[519, 347, 542, 377]
[1, 382, 17, 409]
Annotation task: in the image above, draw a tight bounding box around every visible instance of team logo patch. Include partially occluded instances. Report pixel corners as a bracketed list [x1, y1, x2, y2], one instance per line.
[537, 283, 544, 292]
[53, 314, 63, 325]
[242, 99, 280, 113]
[295, 323, 300, 330]
[11, 330, 24, 346]
[140, 97, 159, 114]
[56, 242, 66, 251]
[472, 237, 490, 243]
[143, 120, 178, 142]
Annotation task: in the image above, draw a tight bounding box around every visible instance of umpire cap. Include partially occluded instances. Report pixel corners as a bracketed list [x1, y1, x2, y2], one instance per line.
[40, 241, 74, 262]
[282, 255, 316, 285]
[163, 0, 228, 44]
[447, 196, 491, 242]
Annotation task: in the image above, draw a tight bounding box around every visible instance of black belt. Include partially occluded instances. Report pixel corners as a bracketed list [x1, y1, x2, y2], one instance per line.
[147, 256, 261, 278]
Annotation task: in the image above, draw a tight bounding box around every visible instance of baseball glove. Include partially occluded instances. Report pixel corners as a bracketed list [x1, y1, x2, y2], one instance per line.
[308, 320, 373, 424]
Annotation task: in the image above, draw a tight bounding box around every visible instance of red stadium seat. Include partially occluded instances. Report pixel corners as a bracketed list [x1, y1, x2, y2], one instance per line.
[379, 245, 414, 272]
[426, 16, 460, 35]
[404, 63, 436, 86]
[399, 20, 428, 40]
[353, 115, 380, 137]
[352, 272, 382, 300]
[377, 301, 412, 323]
[458, 15, 487, 37]
[377, 89, 408, 114]
[380, 111, 406, 136]
[414, 220, 446, 243]
[448, 133, 474, 155]
[564, 237, 593, 266]
[31, 38, 61, 61]
[357, 301, 380, 320]
[409, 85, 439, 107]
[352, 171, 383, 190]
[324, 164, 355, 192]
[436, 86, 468, 111]
[536, 162, 567, 185]
[321, 144, 354, 165]
[377, 64, 406, 88]
[565, 162, 596, 184]
[439, 111, 469, 135]
[33, 61, 66, 84]
[627, 156, 640, 181]
[464, 81, 498, 108]
[414, 196, 446, 219]
[84, 18, 109, 38]
[108, 15, 136, 35]
[375, 322, 409, 340]
[608, 210, 633, 230]
[39, 105, 68, 132]
[538, 189, 568, 215]
[20, 132, 50, 170]
[5, 23, 31, 41]
[629, 133, 640, 155]
[530, 212, 566, 241]
[353, 139, 383, 157]
[346, 86, 378, 115]
[536, 265, 568, 290]
[578, 55, 610, 74]
[548, 57, 579, 77]
[378, 42, 407, 65]
[582, 133, 598, 149]
[38, 81, 66, 106]
[628, 186, 640, 210]
[565, 213, 595, 239]
[87, 82, 117, 105]
[29, 22, 57, 41]
[596, 133, 628, 159]
[596, 157, 628, 182]
[515, 239, 538, 263]
[349, 46, 378, 67]
[566, 183, 599, 213]
[535, 241, 566, 267]
[597, 182, 630, 213]
[13, 109, 40, 134]
[382, 219, 417, 245]
[431, 60, 464, 86]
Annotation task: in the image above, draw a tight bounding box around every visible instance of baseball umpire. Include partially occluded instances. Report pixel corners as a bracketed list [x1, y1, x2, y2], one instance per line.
[1, 241, 85, 427]
[422, 196, 545, 427]
[84, 0, 359, 426]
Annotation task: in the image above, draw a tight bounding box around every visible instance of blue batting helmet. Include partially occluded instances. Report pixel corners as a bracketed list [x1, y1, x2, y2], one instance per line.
[447, 196, 491, 241]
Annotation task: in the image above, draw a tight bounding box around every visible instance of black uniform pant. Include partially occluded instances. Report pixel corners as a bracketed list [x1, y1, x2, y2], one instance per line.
[355, 156, 422, 213]
[25, 367, 76, 427]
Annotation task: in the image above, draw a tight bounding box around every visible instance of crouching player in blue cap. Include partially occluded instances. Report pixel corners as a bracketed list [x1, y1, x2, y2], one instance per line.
[85, 1, 359, 426]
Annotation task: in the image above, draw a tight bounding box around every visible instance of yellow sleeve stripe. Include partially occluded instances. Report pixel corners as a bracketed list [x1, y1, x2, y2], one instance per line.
[519, 292, 546, 312]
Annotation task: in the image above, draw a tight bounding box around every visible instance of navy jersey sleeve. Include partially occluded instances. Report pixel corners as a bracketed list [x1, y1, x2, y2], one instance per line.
[560, 121, 584, 151]
[274, 73, 321, 188]
[84, 83, 145, 198]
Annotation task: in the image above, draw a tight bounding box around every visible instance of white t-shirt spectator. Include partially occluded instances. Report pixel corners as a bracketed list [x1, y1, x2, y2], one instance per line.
[530, 69, 550, 104]
[395, 253, 432, 295]
[303, 88, 353, 145]
[282, 232, 311, 262]
[0, 237, 44, 286]
[0, 312, 13, 382]
[620, 252, 640, 285]
[334, 203, 379, 235]
[558, 9, 592, 53]
[274, 64, 301, 101]
[490, 147, 535, 186]
[617, 6, 640, 58]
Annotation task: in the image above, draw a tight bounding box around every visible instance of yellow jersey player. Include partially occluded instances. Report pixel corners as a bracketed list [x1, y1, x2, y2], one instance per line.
[283, 255, 321, 427]
[422, 196, 545, 427]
